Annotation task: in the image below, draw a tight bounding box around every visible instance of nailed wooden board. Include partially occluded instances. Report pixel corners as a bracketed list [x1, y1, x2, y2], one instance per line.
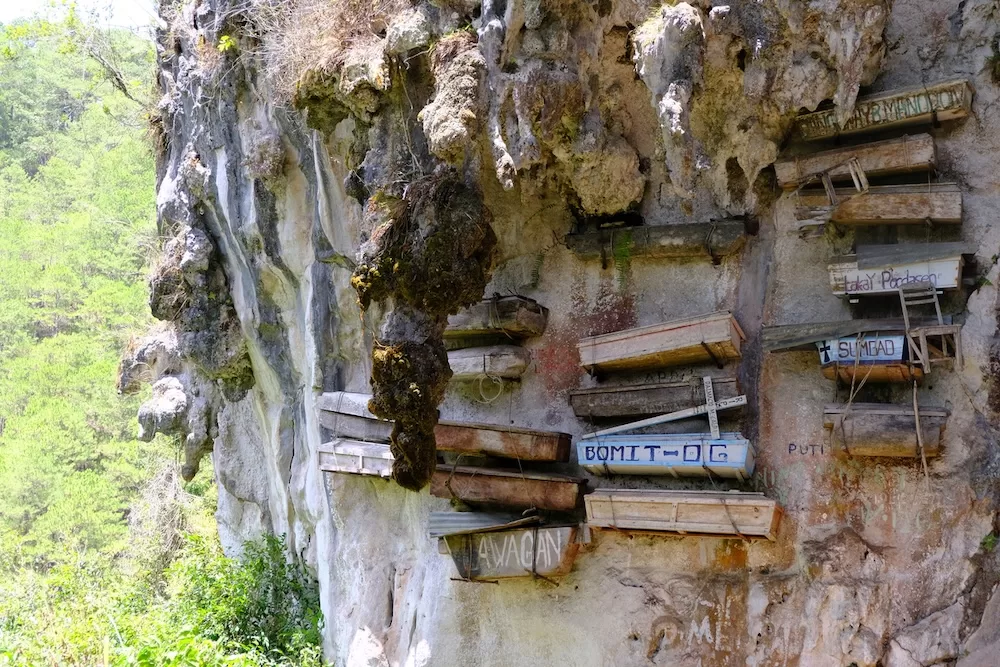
[795, 78, 974, 141]
[317, 392, 571, 461]
[449, 345, 530, 380]
[318, 439, 392, 478]
[431, 466, 585, 512]
[762, 318, 949, 352]
[578, 312, 744, 374]
[570, 377, 740, 419]
[795, 183, 961, 226]
[578, 433, 754, 480]
[445, 296, 548, 340]
[585, 489, 781, 540]
[824, 403, 948, 457]
[775, 134, 935, 188]
[441, 525, 581, 580]
[828, 254, 964, 296]
[565, 221, 746, 261]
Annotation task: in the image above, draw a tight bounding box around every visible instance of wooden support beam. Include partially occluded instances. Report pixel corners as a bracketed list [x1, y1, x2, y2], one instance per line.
[569, 376, 740, 420]
[448, 345, 530, 381]
[795, 183, 961, 227]
[431, 466, 585, 512]
[794, 78, 973, 141]
[585, 490, 781, 540]
[565, 221, 746, 261]
[445, 296, 548, 340]
[823, 403, 948, 457]
[578, 311, 744, 374]
[775, 134, 935, 189]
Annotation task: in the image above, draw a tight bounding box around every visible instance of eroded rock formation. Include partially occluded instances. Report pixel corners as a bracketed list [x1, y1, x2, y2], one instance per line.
[132, 0, 1000, 663]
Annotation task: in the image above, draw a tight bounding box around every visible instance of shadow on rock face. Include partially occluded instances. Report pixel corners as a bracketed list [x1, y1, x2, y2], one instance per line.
[352, 174, 497, 490]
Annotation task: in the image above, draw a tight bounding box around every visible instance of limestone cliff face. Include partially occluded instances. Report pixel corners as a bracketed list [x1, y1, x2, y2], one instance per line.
[129, 0, 1000, 664]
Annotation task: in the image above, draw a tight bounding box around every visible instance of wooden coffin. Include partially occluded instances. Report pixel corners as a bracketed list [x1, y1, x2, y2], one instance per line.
[431, 466, 585, 511]
[569, 377, 740, 419]
[578, 433, 754, 480]
[318, 439, 392, 478]
[585, 490, 781, 540]
[795, 78, 973, 141]
[565, 221, 746, 261]
[824, 403, 948, 457]
[796, 183, 961, 226]
[428, 511, 542, 538]
[317, 391, 570, 461]
[445, 296, 548, 340]
[828, 244, 967, 297]
[449, 345, 530, 380]
[817, 334, 923, 383]
[578, 312, 744, 374]
[440, 525, 582, 580]
[775, 134, 935, 189]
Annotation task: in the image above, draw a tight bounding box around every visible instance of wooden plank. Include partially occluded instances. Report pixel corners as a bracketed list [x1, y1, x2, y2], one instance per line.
[578, 311, 744, 374]
[565, 221, 746, 261]
[317, 392, 570, 461]
[580, 394, 747, 439]
[585, 490, 781, 540]
[795, 183, 961, 226]
[434, 422, 571, 462]
[821, 363, 923, 383]
[775, 134, 935, 189]
[824, 403, 948, 457]
[449, 345, 530, 380]
[428, 512, 541, 538]
[795, 78, 974, 141]
[828, 254, 964, 296]
[570, 377, 740, 419]
[762, 318, 949, 352]
[445, 296, 548, 339]
[855, 242, 975, 268]
[431, 466, 585, 511]
[441, 525, 581, 580]
[578, 433, 754, 480]
[317, 439, 392, 478]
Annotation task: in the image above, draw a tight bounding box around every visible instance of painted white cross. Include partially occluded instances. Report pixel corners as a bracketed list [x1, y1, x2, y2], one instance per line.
[580, 377, 746, 440]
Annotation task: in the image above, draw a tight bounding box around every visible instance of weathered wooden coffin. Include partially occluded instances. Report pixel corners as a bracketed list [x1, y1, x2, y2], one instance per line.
[795, 78, 974, 141]
[565, 221, 746, 261]
[578, 432, 754, 480]
[578, 312, 744, 374]
[824, 403, 948, 457]
[440, 525, 582, 580]
[445, 296, 548, 340]
[828, 244, 968, 296]
[585, 490, 781, 540]
[431, 466, 585, 511]
[816, 334, 924, 383]
[317, 391, 570, 461]
[317, 439, 392, 478]
[796, 183, 962, 226]
[449, 345, 530, 380]
[775, 134, 935, 189]
[569, 377, 740, 419]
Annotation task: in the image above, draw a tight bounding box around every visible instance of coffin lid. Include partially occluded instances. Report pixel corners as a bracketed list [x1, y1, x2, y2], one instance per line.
[436, 465, 585, 484]
[830, 242, 975, 269]
[762, 318, 948, 352]
[428, 511, 543, 538]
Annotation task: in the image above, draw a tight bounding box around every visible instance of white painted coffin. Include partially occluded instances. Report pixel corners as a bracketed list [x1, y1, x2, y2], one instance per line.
[585, 490, 781, 540]
[828, 255, 964, 296]
[448, 345, 530, 380]
[318, 439, 392, 478]
[577, 432, 754, 480]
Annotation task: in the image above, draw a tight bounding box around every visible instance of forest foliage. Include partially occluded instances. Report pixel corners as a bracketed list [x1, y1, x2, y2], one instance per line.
[0, 12, 324, 666]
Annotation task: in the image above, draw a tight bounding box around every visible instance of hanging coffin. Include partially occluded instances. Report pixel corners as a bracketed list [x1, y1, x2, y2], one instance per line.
[564, 220, 746, 261]
[775, 134, 936, 189]
[318, 439, 393, 478]
[828, 243, 969, 297]
[816, 334, 923, 383]
[317, 391, 570, 461]
[824, 403, 948, 457]
[430, 466, 585, 511]
[448, 345, 530, 380]
[578, 311, 744, 374]
[794, 78, 973, 141]
[569, 376, 740, 420]
[439, 524, 584, 581]
[585, 489, 781, 540]
[577, 432, 754, 480]
[795, 183, 962, 227]
[445, 296, 548, 340]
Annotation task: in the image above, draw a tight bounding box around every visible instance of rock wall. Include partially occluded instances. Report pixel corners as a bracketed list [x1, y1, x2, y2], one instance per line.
[130, 0, 1000, 664]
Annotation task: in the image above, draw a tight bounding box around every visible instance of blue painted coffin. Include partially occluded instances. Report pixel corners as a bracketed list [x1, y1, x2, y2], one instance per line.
[577, 432, 754, 480]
